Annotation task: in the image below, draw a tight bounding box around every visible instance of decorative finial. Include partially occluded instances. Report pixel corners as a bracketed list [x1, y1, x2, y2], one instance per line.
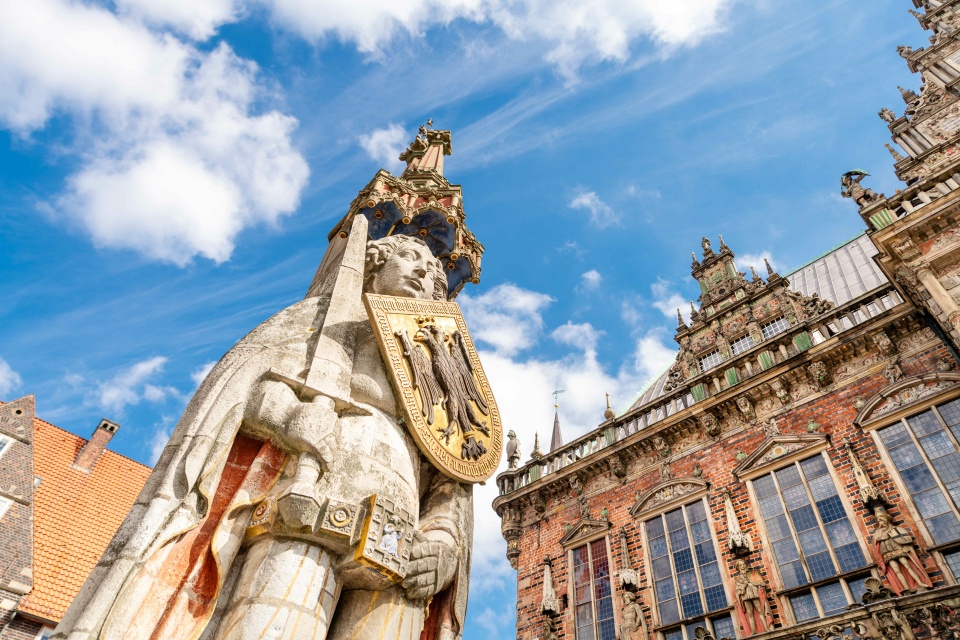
[764, 258, 775, 276]
[750, 265, 762, 282]
[718, 235, 730, 252]
[898, 85, 918, 104]
[689, 300, 697, 322]
[604, 392, 616, 420]
[531, 432, 544, 459]
[701, 237, 714, 258]
[691, 251, 700, 269]
[885, 143, 905, 162]
[677, 308, 687, 329]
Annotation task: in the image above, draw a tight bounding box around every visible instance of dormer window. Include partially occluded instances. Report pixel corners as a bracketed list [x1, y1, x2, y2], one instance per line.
[699, 350, 723, 372]
[730, 334, 755, 356]
[761, 316, 789, 340]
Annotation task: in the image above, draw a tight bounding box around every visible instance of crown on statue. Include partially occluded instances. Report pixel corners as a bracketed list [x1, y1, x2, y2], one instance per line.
[329, 121, 483, 299]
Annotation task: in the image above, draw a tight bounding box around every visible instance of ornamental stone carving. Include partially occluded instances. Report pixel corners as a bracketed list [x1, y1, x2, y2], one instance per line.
[736, 397, 756, 423]
[541, 558, 560, 615]
[771, 379, 790, 406]
[701, 412, 722, 438]
[722, 489, 752, 556]
[808, 361, 831, 388]
[843, 438, 889, 511]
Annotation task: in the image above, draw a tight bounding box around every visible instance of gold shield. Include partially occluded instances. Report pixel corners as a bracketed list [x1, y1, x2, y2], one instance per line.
[364, 293, 503, 484]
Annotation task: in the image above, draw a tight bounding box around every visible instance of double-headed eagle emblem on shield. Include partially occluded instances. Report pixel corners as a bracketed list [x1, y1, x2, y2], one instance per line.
[364, 293, 502, 483]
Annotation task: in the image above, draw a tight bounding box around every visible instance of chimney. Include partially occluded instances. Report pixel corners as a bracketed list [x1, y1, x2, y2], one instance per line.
[73, 419, 120, 473]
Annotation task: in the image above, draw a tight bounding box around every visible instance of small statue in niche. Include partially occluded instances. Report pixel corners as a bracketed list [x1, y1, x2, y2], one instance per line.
[618, 591, 648, 640]
[541, 617, 559, 640]
[872, 509, 933, 594]
[733, 559, 773, 636]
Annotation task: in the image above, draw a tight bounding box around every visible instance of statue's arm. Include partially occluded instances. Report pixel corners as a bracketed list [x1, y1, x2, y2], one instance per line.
[401, 470, 469, 600]
[243, 378, 336, 466]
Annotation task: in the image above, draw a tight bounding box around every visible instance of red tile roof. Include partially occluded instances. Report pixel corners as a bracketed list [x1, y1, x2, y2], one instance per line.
[18, 417, 151, 622]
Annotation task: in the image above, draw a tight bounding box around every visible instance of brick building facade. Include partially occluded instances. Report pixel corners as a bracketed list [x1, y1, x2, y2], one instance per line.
[0, 397, 150, 639]
[494, 4, 960, 640]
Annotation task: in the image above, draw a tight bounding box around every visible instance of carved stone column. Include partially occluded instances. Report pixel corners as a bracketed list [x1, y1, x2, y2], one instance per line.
[916, 265, 960, 332]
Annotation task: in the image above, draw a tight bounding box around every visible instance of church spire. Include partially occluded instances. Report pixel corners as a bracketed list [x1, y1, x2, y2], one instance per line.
[550, 410, 563, 452]
[399, 119, 452, 178]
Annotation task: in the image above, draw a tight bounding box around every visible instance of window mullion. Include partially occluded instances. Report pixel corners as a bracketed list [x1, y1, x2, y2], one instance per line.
[681, 504, 708, 614]
[798, 455, 842, 573]
[588, 544, 599, 640]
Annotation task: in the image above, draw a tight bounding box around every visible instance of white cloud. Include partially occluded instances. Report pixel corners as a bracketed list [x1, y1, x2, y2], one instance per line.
[459, 283, 554, 357]
[735, 250, 779, 275]
[0, 0, 309, 266]
[191, 361, 217, 388]
[148, 416, 175, 465]
[569, 190, 619, 228]
[114, 0, 239, 40]
[551, 322, 601, 352]
[650, 277, 689, 322]
[97, 356, 171, 412]
[580, 269, 602, 290]
[359, 123, 408, 173]
[264, 0, 739, 78]
[0, 358, 23, 397]
[460, 282, 678, 595]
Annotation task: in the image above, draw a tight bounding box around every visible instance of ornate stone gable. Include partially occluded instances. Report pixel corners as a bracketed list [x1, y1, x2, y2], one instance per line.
[855, 373, 960, 427]
[733, 434, 830, 479]
[629, 478, 709, 517]
[559, 519, 612, 548]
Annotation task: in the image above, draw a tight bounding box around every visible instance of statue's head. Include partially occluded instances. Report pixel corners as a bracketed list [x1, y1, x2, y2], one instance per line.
[364, 235, 447, 300]
[507, 430, 517, 439]
[623, 591, 635, 603]
[876, 510, 891, 526]
[735, 559, 747, 573]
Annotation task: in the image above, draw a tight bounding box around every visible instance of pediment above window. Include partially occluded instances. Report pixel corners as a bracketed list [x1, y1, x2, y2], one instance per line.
[733, 434, 829, 480]
[559, 519, 611, 548]
[629, 478, 709, 517]
[854, 373, 960, 429]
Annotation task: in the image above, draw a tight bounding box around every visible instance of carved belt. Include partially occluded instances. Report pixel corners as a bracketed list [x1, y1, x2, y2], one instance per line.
[246, 493, 416, 583]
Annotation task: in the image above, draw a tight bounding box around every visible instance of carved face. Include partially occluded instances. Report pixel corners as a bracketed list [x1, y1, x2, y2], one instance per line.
[370, 241, 437, 299]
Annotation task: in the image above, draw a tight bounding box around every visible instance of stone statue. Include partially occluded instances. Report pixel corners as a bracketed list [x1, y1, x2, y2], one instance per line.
[841, 170, 884, 209]
[618, 591, 648, 640]
[878, 108, 896, 123]
[506, 430, 521, 469]
[54, 220, 478, 640]
[872, 509, 932, 595]
[733, 559, 772, 636]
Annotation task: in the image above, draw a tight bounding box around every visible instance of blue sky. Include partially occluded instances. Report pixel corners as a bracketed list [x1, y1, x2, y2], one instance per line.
[0, 0, 923, 636]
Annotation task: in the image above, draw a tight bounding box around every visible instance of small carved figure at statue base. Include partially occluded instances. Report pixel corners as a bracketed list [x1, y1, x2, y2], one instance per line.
[872, 509, 932, 595]
[734, 560, 773, 636]
[618, 591, 648, 640]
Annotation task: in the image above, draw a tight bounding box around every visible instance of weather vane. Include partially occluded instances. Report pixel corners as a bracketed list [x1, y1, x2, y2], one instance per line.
[552, 387, 565, 409]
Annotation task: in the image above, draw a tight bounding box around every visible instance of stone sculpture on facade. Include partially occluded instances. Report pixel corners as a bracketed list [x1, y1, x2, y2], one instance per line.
[618, 528, 640, 591]
[54, 129, 497, 640]
[841, 170, 884, 208]
[618, 591, 648, 640]
[506, 430, 521, 469]
[734, 559, 773, 636]
[872, 509, 933, 595]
